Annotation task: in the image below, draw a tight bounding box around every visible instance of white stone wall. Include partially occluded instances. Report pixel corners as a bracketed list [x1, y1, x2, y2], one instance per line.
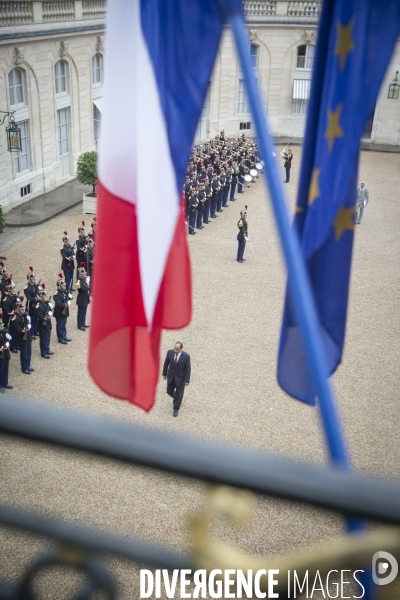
[201, 25, 400, 148]
[0, 30, 103, 212]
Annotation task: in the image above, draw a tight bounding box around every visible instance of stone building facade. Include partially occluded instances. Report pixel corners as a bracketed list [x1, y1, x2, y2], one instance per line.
[196, 1, 400, 147]
[0, 1, 105, 212]
[1, 0, 400, 213]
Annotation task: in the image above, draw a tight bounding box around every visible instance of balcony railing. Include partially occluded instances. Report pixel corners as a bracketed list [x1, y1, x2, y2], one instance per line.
[243, 1, 277, 16]
[287, 1, 321, 17]
[0, 396, 399, 598]
[42, 1, 75, 22]
[0, 0, 321, 27]
[0, 0, 106, 26]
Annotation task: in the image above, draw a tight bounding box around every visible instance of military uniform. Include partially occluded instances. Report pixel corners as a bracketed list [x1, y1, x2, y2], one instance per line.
[75, 272, 90, 330]
[196, 188, 206, 229]
[61, 236, 75, 292]
[230, 166, 238, 201]
[36, 297, 53, 358]
[53, 283, 71, 344]
[0, 321, 12, 391]
[204, 183, 212, 224]
[283, 149, 293, 183]
[12, 309, 33, 374]
[24, 278, 40, 337]
[188, 193, 198, 235]
[211, 177, 220, 218]
[237, 212, 248, 263]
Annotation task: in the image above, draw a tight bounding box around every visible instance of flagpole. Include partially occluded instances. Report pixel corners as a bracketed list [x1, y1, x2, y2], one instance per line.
[229, 15, 351, 469]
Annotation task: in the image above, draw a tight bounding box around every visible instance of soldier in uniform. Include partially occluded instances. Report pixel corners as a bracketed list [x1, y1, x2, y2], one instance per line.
[196, 184, 205, 230]
[53, 274, 72, 344]
[61, 232, 75, 293]
[75, 223, 87, 281]
[238, 161, 245, 194]
[3, 283, 19, 353]
[36, 288, 54, 359]
[356, 181, 369, 224]
[86, 234, 94, 290]
[0, 315, 13, 392]
[210, 174, 220, 218]
[12, 298, 34, 374]
[75, 264, 91, 331]
[24, 267, 40, 338]
[237, 208, 248, 263]
[188, 190, 198, 235]
[282, 144, 293, 183]
[0, 264, 9, 304]
[230, 163, 238, 201]
[204, 180, 212, 224]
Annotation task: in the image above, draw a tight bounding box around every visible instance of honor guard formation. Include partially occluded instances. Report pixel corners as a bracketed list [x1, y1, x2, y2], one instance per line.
[184, 132, 263, 246]
[0, 132, 281, 392]
[0, 219, 96, 391]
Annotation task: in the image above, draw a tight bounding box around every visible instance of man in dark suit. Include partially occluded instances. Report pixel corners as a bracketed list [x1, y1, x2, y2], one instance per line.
[162, 342, 191, 417]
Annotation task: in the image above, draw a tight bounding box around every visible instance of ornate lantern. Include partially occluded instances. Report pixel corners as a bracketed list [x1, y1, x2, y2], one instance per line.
[388, 71, 399, 99]
[6, 116, 22, 152]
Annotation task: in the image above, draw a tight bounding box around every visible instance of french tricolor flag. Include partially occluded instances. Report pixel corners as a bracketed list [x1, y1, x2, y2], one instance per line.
[89, 0, 230, 411]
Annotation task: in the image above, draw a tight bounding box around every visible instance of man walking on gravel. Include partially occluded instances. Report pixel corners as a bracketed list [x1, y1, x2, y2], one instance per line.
[162, 342, 191, 417]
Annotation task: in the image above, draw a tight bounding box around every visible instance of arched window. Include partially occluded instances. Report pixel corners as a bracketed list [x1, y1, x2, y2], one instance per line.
[92, 54, 103, 85]
[9, 68, 25, 106]
[297, 44, 315, 69]
[55, 60, 68, 94]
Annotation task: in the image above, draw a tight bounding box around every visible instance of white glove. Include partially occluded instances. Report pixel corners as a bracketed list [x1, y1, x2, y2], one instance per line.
[27, 324, 31, 330]
[68, 301, 71, 306]
[6, 333, 11, 341]
[68, 294, 72, 299]
[26, 315, 31, 323]
[86, 277, 90, 284]
[5, 342, 9, 348]
[38, 286, 42, 291]
[48, 311, 53, 318]
[48, 302, 53, 310]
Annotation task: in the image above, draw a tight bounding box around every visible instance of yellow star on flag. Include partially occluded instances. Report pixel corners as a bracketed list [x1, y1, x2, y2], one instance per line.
[294, 205, 303, 214]
[308, 168, 321, 206]
[325, 104, 344, 152]
[334, 17, 355, 72]
[333, 205, 355, 241]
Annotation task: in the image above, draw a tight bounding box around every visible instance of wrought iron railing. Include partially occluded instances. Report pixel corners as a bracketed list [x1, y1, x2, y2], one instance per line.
[0, 396, 399, 598]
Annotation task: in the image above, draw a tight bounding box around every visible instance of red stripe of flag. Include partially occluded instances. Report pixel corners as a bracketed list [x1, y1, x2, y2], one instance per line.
[88, 181, 192, 411]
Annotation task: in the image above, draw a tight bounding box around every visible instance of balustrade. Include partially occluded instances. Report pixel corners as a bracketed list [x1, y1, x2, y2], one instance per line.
[0, 1, 33, 25]
[244, 1, 277, 16]
[82, 0, 106, 19]
[287, 1, 322, 17]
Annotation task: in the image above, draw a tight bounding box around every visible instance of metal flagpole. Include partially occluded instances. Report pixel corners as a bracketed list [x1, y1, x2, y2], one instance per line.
[229, 13, 350, 469]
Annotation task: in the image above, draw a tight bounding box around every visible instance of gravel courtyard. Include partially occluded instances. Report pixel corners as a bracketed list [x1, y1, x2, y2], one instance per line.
[0, 148, 399, 598]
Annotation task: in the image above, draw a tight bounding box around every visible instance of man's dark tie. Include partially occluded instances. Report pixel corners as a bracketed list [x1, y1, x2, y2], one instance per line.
[174, 354, 178, 365]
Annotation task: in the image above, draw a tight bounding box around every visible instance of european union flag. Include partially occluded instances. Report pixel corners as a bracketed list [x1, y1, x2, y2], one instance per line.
[277, 0, 400, 404]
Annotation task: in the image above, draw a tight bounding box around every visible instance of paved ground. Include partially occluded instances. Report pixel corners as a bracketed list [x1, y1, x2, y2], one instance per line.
[4, 178, 90, 228]
[0, 149, 399, 599]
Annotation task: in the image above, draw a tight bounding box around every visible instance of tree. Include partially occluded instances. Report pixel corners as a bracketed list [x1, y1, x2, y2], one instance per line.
[0, 205, 5, 235]
[76, 151, 98, 196]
